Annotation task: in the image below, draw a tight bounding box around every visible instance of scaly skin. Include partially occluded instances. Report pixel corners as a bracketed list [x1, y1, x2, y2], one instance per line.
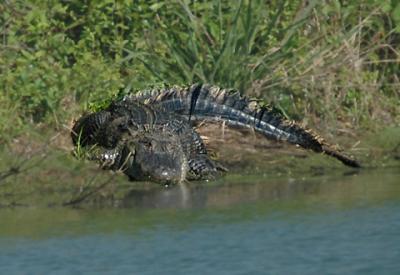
[129, 83, 360, 168]
[71, 83, 360, 184]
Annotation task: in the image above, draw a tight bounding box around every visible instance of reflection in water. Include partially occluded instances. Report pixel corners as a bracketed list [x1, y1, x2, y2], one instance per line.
[122, 168, 370, 209]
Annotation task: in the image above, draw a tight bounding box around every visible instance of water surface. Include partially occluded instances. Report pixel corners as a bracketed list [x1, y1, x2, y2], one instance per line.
[0, 168, 399, 274]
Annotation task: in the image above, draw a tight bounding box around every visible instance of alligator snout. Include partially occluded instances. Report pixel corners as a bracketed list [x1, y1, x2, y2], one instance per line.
[153, 166, 185, 185]
[121, 135, 188, 184]
[123, 154, 187, 184]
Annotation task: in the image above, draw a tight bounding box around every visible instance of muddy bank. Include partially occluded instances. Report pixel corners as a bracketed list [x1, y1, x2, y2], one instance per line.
[0, 125, 399, 208]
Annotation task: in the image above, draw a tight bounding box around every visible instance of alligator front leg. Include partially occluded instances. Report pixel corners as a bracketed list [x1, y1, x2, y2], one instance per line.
[88, 145, 125, 171]
[187, 155, 227, 180]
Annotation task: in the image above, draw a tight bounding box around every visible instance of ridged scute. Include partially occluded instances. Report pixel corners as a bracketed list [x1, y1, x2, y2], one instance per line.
[128, 83, 360, 168]
[130, 84, 323, 151]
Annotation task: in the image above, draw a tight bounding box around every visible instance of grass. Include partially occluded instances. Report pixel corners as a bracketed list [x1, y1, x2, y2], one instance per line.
[1, 1, 399, 128]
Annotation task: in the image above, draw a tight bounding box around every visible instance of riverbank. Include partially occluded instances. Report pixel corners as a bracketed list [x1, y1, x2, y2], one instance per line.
[0, 124, 398, 208]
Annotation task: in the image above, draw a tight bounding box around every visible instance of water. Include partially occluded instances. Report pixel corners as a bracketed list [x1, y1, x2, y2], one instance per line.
[0, 168, 399, 274]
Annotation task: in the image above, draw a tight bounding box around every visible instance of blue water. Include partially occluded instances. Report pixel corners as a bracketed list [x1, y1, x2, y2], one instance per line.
[0, 169, 399, 274]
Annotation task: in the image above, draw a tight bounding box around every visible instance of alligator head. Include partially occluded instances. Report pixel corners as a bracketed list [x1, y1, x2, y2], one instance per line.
[101, 130, 189, 185]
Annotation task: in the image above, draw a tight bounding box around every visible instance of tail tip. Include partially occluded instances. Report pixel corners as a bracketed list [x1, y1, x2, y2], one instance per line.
[343, 158, 362, 168]
[322, 145, 361, 168]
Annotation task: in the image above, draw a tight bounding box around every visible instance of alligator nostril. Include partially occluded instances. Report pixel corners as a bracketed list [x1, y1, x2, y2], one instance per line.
[155, 167, 181, 184]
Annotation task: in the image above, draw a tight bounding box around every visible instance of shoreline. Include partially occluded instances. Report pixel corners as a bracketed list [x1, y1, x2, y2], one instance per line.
[1, 125, 398, 208]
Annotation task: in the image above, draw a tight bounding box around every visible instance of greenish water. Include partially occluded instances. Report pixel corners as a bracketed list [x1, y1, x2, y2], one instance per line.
[0, 168, 399, 274]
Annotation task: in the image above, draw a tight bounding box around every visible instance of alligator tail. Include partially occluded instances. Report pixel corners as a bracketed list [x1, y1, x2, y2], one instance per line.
[321, 145, 360, 168]
[133, 83, 360, 168]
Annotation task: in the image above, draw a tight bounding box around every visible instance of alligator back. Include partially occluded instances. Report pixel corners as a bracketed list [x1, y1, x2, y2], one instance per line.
[72, 98, 206, 156]
[71, 110, 111, 146]
[130, 84, 360, 168]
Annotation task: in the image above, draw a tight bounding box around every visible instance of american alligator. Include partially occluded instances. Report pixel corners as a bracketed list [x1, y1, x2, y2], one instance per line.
[71, 83, 360, 184]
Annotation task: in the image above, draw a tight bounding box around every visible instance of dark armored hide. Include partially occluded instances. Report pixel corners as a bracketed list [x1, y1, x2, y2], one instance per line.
[71, 84, 360, 184]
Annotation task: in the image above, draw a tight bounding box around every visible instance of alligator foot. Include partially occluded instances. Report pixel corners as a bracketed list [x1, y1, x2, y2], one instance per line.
[187, 155, 227, 180]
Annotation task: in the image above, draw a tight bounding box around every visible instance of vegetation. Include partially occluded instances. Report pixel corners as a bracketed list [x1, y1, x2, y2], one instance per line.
[0, 0, 399, 206]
